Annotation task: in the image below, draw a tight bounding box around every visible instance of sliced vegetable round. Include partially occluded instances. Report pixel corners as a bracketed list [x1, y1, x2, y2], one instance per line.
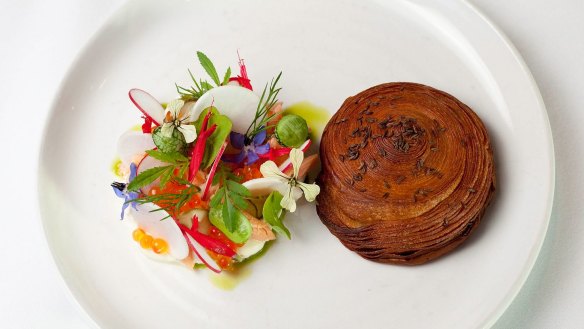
[275, 114, 308, 148]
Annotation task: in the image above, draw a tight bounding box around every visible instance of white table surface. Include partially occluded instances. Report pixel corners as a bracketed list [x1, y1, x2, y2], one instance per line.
[1, 0, 582, 328]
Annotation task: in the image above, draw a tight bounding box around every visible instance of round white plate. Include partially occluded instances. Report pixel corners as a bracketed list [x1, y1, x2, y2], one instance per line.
[38, 0, 554, 328]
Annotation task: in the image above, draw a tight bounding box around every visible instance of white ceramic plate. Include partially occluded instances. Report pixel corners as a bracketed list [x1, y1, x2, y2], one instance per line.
[38, 0, 554, 328]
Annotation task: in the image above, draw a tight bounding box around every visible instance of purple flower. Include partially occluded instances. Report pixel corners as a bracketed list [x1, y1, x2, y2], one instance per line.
[222, 130, 270, 165]
[111, 163, 140, 220]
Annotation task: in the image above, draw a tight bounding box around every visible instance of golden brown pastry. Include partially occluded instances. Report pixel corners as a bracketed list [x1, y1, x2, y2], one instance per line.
[316, 83, 495, 265]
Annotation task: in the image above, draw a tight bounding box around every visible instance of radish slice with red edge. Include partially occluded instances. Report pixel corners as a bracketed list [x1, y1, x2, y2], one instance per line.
[136, 153, 165, 194]
[184, 233, 221, 273]
[278, 139, 312, 173]
[117, 131, 156, 166]
[129, 88, 165, 126]
[128, 203, 189, 260]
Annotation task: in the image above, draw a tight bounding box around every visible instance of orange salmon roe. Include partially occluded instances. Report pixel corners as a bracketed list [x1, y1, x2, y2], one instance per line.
[132, 228, 145, 242]
[149, 181, 209, 214]
[233, 162, 263, 182]
[140, 234, 153, 249]
[209, 251, 235, 271]
[152, 238, 169, 254]
[209, 225, 242, 251]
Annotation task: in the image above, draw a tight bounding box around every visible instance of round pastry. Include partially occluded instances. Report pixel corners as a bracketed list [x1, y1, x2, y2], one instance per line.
[316, 82, 496, 265]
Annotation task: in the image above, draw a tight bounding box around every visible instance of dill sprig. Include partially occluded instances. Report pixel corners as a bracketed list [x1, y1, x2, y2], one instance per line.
[127, 177, 201, 219]
[244, 72, 283, 139]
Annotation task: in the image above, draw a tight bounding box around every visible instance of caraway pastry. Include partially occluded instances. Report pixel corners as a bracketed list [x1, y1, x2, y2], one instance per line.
[316, 82, 496, 265]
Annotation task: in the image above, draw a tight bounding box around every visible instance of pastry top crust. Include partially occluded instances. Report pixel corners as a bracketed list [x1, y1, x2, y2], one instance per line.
[316, 82, 496, 265]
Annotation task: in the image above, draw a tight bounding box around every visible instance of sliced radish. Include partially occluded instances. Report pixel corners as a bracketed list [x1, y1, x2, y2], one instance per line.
[184, 233, 221, 273]
[237, 239, 265, 259]
[129, 88, 165, 126]
[128, 203, 189, 260]
[190, 85, 259, 133]
[136, 153, 165, 194]
[117, 130, 156, 166]
[278, 139, 312, 173]
[243, 177, 289, 197]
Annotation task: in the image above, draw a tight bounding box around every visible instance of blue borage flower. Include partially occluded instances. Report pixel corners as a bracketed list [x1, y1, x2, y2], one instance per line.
[111, 163, 140, 220]
[222, 130, 270, 165]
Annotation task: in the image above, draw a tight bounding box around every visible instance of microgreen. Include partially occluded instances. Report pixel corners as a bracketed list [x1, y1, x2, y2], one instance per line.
[245, 72, 283, 139]
[176, 51, 232, 102]
[208, 164, 252, 238]
[263, 191, 290, 239]
[127, 150, 190, 192]
[197, 51, 221, 86]
[127, 180, 201, 218]
[127, 166, 173, 192]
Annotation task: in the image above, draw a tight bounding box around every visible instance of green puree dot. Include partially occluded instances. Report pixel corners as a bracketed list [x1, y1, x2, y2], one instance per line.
[275, 114, 309, 148]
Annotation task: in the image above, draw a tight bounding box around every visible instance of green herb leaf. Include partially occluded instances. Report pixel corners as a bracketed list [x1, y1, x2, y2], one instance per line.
[231, 195, 251, 211]
[222, 67, 231, 85]
[209, 187, 224, 208]
[194, 107, 233, 169]
[226, 180, 250, 197]
[222, 198, 236, 232]
[159, 166, 174, 187]
[152, 126, 187, 154]
[263, 191, 290, 239]
[127, 165, 172, 192]
[146, 149, 188, 164]
[209, 206, 251, 244]
[197, 51, 221, 86]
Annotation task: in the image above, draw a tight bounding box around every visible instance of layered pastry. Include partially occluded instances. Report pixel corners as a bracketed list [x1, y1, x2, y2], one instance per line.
[316, 82, 495, 265]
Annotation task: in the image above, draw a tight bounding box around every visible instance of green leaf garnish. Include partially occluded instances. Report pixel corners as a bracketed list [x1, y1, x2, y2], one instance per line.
[206, 164, 253, 240]
[194, 107, 233, 169]
[128, 180, 201, 217]
[197, 51, 221, 86]
[222, 197, 237, 232]
[263, 191, 290, 239]
[209, 206, 251, 244]
[127, 165, 172, 192]
[222, 67, 232, 85]
[145, 149, 188, 164]
[245, 72, 283, 139]
[226, 180, 250, 197]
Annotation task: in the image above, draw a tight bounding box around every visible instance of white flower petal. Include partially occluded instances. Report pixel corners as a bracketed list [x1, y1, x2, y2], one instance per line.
[167, 99, 184, 117]
[280, 186, 297, 213]
[178, 125, 197, 143]
[160, 123, 175, 138]
[260, 161, 289, 182]
[289, 148, 304, 179]
[298, 182, 320, 202]
[291, 186, 303, 200]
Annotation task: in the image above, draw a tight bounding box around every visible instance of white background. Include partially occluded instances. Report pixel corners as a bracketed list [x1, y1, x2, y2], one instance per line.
[0, 0, 582, 328]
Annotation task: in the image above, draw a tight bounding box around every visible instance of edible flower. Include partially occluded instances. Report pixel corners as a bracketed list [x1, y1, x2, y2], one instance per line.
[259, 148, 320, 212]
[161, 99, 197, 143]
[111, 163, 140, 220]
[223, 130, 270, 165]
[141, 115, 153, 133]
[229, 53, 253, 90]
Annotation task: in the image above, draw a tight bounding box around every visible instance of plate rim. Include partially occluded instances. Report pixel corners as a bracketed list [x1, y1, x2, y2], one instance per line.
[459, 0, 555, 327]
